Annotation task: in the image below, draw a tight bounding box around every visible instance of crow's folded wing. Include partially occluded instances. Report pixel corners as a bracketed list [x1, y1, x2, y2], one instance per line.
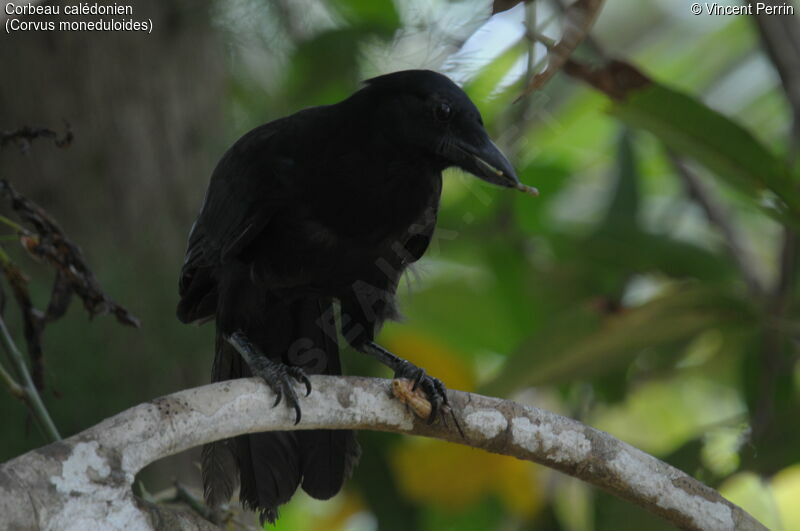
[179, 121, 288, 298]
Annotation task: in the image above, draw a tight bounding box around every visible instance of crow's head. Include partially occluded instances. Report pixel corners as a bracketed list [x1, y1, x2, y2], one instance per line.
[362, 69, 530, 191]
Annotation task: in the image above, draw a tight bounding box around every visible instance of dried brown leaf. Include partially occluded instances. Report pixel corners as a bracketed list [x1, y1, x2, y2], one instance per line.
[562, 58, 651, 100]
[0, 123, 73, 154]
[0, 180, 140, 328]
[45, 270, 73, 323]
[1, 260, 45, 390]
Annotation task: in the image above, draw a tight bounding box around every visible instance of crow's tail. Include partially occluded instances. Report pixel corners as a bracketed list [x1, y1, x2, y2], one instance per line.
[202, 297, 360, 524]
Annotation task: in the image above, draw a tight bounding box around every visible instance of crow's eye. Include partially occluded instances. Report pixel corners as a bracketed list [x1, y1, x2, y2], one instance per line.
[433, 102, 453, 122]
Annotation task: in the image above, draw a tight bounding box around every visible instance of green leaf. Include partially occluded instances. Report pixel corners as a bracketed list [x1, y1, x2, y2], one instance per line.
[399, 274, 529, 357]
[285, 29, 364, 106]
[328, 0, 400, 36]
[283, 2, 399, 106]
[602, 128, 639, 229]
[609, 84, 800, 219]
[581, 229, 736, 283]
[482, 285, 754, 396]
[511, 160, 571, 233]
[480, 237, 545, 335]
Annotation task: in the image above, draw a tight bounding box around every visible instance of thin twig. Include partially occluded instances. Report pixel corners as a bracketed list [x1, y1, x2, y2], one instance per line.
[0, 180, 140, 395]
[0, 215, 28, 234]
[551, 0, 606, 58]
[0, 315, 60, 441]
[173, 481, 217, 522]
[516, 0, 605, 100]
[0, 361, 24, 399]
[746, 0, 800, 157]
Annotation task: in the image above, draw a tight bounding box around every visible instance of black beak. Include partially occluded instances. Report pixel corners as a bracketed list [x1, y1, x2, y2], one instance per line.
[451, 135, 520, 188]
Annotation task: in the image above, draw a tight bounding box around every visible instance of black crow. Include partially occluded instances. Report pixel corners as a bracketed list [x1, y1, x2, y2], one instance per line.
[177, 69, 535, 523]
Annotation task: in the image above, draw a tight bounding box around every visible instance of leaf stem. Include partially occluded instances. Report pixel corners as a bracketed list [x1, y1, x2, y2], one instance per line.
[0, 361, 24, 399]
[0, 316, 61, 441]
[0, 215, 26, 234]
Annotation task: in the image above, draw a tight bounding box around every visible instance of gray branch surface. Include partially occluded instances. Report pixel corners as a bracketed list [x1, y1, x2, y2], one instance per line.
[0, 376, 766, 531]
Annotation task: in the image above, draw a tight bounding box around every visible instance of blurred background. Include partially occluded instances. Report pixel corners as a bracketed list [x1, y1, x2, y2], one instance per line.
[1, 0, 799, 529]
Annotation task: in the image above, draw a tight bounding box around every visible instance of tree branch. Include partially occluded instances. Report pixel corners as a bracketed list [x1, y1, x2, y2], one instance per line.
[746, 0, 800, 151]
[0, 376, 766, 531]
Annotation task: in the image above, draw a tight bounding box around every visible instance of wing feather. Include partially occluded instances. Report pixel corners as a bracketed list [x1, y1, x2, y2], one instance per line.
[178, 121, 288, 320]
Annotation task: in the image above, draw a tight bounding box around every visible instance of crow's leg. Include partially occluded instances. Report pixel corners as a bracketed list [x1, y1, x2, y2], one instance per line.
[357, 341, 450, 424]
[227, 331, 311, 424]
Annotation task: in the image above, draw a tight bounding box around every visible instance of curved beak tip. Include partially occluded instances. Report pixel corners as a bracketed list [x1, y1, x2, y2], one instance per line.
[454, 137, 538, 195]
[473, 153, 537, 196]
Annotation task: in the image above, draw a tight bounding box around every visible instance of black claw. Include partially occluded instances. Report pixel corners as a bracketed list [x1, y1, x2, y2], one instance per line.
[283, 383, 300, 421]
[434, 379, 449, 406]
[427, 396, 441, 425]
[412, 368, 425, 391]
[292, 402, 302, 425]
[227, 332, 311, 422]
[272, 388, 282, 407]
[285, 367, 311, 410]
[290, 368, 312, 397]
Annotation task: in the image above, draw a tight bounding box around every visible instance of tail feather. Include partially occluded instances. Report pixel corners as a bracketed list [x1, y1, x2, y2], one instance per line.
[201, 440, 237, 509]
[202, 296, 359, 523]
[295, 298, 360, 500]
[239, 431, 301, 523]
[299, 429, 361, 499]
[201, 335, 239, 511]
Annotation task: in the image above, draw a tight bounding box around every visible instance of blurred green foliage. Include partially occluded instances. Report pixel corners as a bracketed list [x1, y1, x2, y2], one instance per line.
[2, 0, 799, 530]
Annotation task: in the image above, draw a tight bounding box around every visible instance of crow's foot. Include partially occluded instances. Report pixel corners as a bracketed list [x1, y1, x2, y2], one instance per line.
[358, 341, 462, 433]
[393, 360, 450, 425]
[228, 331, 311, 424]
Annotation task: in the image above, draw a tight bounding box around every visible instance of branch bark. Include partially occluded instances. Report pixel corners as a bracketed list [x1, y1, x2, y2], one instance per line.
[0, 376, 766, 531]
